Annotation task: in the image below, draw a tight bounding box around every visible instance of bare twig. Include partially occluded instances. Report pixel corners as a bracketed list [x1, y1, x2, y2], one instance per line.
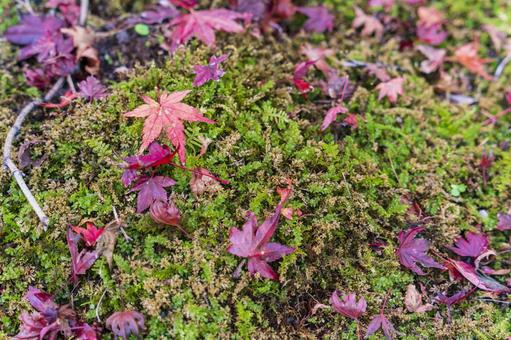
[2, 78, 65, 229]
[67, 75, 77, 93]
[495, 53, 511, 79]
[96, 289, 108, 322]
[79, 0, 89, 26]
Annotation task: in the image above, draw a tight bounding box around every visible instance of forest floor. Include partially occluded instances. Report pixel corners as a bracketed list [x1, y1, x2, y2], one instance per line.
[1, 0, 511, 339]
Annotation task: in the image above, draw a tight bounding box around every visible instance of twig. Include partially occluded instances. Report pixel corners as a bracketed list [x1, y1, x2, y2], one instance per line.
[495, 53, 511, 79]
[79, 0, 89, 26]
[96, 289, 108, 322]
[2, 78, 65, 229]
[67, 75, 77, 93]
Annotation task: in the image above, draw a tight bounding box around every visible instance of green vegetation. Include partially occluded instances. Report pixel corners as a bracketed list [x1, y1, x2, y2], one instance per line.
[1, 0, 511, 338]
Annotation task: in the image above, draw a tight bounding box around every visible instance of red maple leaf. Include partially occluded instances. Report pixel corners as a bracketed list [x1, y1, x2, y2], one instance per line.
[166, 9, 249, 52]
[227, 188, 295, 280]
[396, 227, 444, 275]
[67, 228, 98, 283]
[72, 222, 105, 247]
[124, 90, 215, 164]
[444, 259, 511, 293]
[321, 105, 348, 131]
[293, 60, 316, 95]
[452, 42, 494, 80]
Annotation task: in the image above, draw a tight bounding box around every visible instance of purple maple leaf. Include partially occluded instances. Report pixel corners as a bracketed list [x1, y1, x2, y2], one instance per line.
[78, 76, 108, 101]
[15, 286, 97, 340]
[193, 54, 229, 87]
[121, 143, 177, 187]
[297, 6, 334, 33]
[126, 5, 179, 25]
[230, 0, 269, 21]
[227, 189, 295, 280]
[435, 289, 474, 307]
[67, 228, 99, 283]
[366, 311, 396, 340]
[330, 290, 366, 320]
[5, 15, 64, 46]
[130, 175, 176, 212]
[24, 68, 51, 89]
[396, 227, 444, 275]
[497, 212, 511, 231]
[447, 231, 489, 258]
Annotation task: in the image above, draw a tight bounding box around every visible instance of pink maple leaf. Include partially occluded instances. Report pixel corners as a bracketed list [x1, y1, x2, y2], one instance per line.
[396, 227, 444, 275]
[416, 45, 446, 73]
[67, 228, 98, 283]
[352, 7, 384, 40]
[150, 199, 181, 227]
[124, 90, 215, 164]
[166, 9, 249, 52]
[106, 310, 145, 339]
[297, 6, 334, 33]
[300, 44, 334, 76]
[376, 77, 404, 103]
[293, 60, 316, 95]
[72, 222, 105, 247]
[447, 231, 489, 258]
[130, 175, 176, 213]
[321, 105, 348, 131]
[417, 23, 447, 45]
[193, 54, 228, 87]
[330, 290, 367, 320]
[227, 189, 295, 280]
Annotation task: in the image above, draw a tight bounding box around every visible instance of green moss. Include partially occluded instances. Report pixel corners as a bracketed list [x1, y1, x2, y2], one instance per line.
[1, 0, 511, 338]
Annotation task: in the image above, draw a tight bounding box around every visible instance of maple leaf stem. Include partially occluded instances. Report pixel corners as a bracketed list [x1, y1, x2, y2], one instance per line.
[2, 77, 65, 229]
[169, 161, 230, 184]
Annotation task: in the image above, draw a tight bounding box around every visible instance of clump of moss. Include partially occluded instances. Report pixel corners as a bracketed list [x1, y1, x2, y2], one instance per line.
[1, 0, 511, 338]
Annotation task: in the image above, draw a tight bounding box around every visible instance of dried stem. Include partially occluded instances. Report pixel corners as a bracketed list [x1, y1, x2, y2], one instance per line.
[96, 289, 108, 322]
[2, 0, 91, 230]
[2, 78, 65, 229]
[79, 0, 89, 26]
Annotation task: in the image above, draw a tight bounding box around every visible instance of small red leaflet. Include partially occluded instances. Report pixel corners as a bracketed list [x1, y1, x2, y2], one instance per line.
[72, 222, 105, 247]
[67, 228, 98, 283]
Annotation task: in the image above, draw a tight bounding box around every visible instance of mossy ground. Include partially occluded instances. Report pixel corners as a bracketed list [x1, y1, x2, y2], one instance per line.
[1, 0, 511, 338]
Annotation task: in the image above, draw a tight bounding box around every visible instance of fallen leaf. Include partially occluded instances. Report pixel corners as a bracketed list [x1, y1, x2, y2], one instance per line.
[124, 90, 215, 163]
[193, 54, 228, 87]
[297, 6, 334, 33]
[106, 311, 145, 339]
[445, 259, 511, 293]
[452, 42, 494, 80]
[396, 227, 444, 275]
[404, 284, 434, 313]
[130, 175, 176, 213]
[321, 105, 348, 131]
[352, 7, 384, 40]
[376, 77, 404, 103]
[330, 290, 367, 320]
[150, 199, 181, 227]
[72, 222, 105, 247]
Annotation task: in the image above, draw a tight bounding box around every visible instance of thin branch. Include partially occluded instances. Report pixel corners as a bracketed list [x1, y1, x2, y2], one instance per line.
[2, 78, 65, 229]
[79, 0, 89, 26]
[96, 289, 108, 322]
[495, 53, 511, 79]
[67, 75, 77, 93]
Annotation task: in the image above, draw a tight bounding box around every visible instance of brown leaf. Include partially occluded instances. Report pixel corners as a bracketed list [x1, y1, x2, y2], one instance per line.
[61, 26, 100, 75]
[404, 284, 434, 313]
[95, 221, 120, 269]
[17, 140, 47, 169]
